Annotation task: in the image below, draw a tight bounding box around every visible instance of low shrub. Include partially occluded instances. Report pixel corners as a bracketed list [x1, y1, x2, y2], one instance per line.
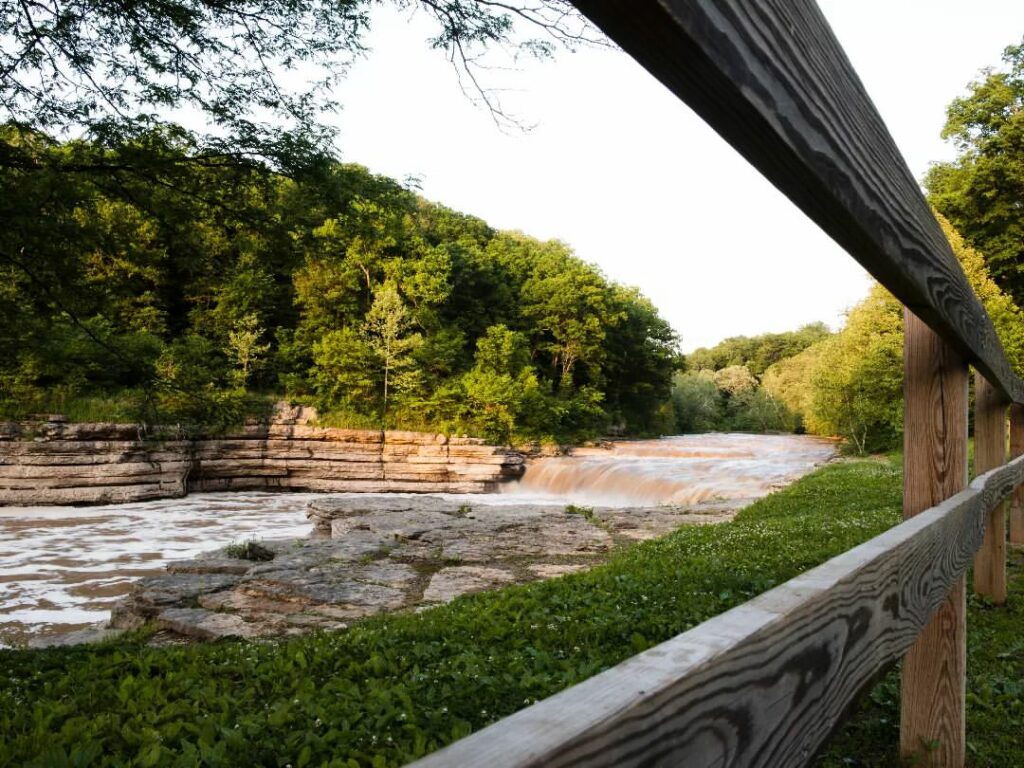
[223, 540, 275, 562]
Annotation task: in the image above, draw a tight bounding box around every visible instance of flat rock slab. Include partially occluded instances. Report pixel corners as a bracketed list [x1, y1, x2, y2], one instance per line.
[157, 607, 265, 640]
[423, 566, 516, 603]
[114, 496, 745, 641]
[27, 626, 125, 649]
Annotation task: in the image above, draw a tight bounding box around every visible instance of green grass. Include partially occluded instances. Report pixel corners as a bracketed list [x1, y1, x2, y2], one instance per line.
[222, 539, 275, 562]
[0, 390, 146, 422]
[816, 547, 1024, 767]
[0, 458, 907, 767]
[313, 409, 446, 434]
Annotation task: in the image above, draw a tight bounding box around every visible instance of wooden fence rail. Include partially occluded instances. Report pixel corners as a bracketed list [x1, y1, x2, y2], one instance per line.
[569, 0, 1024, 405]
[409, 1, 1024, 766]
[410, 454, 1024, 768]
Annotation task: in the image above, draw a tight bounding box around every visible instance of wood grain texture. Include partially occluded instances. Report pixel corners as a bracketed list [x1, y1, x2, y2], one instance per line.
[974, 374, 1008, 602]
[900, 311, 967, 766]
[568, 0, 1024, 405]
[1011, 404, 1024, 545]
[407, 456, 1024, 768]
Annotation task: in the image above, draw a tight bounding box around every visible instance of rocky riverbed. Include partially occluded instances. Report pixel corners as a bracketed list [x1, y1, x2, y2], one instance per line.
[2, 433, 838, 647]
[109, 495, 741, 641]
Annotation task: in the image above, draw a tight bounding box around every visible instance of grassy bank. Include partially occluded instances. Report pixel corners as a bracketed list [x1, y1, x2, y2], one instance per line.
[0, 457, 902, 766]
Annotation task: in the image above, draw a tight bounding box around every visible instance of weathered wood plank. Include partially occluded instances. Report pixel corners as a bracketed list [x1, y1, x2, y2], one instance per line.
[974, 374, 1008, 602]
[407, 455, 1024, 768]
[569, 0, 1024, 405]
[1011, 404, 1024, 545]
[900, 311, 967, 766]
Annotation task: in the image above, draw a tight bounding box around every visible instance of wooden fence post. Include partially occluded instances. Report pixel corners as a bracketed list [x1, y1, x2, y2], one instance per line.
[1011, 404, 1024, 545]
[901, 310, 968, 766]
[974, 374, 1008, 603]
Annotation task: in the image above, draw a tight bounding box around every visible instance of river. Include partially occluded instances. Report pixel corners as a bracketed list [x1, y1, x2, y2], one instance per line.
[0, 433, 834, 646]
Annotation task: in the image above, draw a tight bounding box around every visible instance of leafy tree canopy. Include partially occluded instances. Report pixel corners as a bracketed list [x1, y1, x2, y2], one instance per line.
[1, 0, 601, 171]
[761, 212, 1024, 453]
[686, 323, 832, 377]
[926, 38, 1024, 306]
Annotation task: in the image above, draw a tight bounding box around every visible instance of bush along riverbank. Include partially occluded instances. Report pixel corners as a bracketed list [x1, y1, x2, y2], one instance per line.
[1, 457, 903, 766]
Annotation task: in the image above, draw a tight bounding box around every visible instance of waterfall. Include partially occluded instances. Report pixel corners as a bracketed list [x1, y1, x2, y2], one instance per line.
[504, 433, 836, 507]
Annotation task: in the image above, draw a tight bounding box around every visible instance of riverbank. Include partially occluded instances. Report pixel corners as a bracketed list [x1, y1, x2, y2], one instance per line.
[0, 413, 525, 506]
[0, 456, 904, 766]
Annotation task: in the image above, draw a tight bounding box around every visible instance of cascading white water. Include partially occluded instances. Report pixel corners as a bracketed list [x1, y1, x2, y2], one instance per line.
[504, 433, 836, 507]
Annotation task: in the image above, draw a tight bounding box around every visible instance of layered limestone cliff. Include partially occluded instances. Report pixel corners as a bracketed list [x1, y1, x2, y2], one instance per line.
[0, 411, 525, 506]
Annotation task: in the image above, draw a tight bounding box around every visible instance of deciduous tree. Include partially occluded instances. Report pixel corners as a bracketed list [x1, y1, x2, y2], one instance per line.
[926, 38, 1024, 306]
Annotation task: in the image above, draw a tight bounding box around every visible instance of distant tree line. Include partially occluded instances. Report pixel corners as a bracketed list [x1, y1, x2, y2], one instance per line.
[673, 216, 1024, 453]
[0, 128, 679, 443]
[673, 324, 831, 434]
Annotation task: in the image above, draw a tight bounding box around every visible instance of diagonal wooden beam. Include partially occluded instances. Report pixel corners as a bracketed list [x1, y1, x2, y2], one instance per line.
[570, 0, 1024, 404]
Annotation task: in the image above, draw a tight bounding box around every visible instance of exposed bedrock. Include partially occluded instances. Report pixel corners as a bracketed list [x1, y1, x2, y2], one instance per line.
[0, 409, 525, 506]
[110, 495, 737, 641]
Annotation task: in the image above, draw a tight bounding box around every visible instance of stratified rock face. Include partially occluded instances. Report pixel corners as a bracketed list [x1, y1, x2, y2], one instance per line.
[0, 421, 193, 506]
[110, 496, 738, 641]
[0, 413, 524, 506]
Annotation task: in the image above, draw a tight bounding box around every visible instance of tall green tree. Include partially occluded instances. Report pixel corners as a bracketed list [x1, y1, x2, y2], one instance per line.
[926, 38, 1024, 306]
[459, 325, 540, 444]
[761, 343, 829, 434]
[602, 286, 680, 434]
[521, 248, 619, 389]
[365, 281, 423, 423]
[225, 315, 270, 389]
[671, 371, 722, 433]
[809, 285, 904, 454]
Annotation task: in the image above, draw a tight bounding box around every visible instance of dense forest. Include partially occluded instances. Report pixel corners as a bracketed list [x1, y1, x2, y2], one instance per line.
[672, 324, 831, 434]
[0, 128, 679, 443]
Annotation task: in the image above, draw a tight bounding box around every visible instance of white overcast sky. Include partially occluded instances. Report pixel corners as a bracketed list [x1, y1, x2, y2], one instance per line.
[319, 1, 1024, 352]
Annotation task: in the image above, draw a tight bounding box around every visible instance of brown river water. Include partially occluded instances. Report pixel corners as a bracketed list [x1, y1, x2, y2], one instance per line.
[0, 433, 835, 646]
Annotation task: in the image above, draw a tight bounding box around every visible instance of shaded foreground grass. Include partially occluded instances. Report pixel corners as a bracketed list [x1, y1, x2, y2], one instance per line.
[817, 546, 1024, 767]
[1, 458, 906, 766]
